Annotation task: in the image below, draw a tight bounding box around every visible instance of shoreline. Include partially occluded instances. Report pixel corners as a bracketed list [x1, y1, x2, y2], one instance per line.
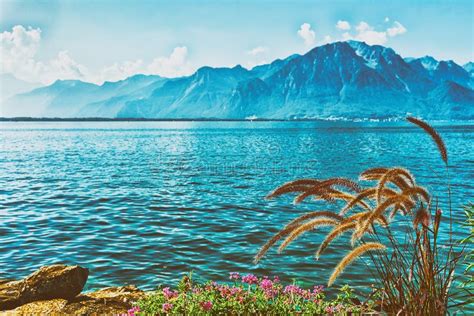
[1, 117, 474, 123]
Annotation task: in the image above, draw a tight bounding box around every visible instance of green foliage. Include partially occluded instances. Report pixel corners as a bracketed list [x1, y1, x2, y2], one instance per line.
[134, 273, 373, 315]
[460, 203, 473, 290]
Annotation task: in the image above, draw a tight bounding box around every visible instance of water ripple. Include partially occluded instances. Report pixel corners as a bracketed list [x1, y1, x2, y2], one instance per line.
[0, 121, 473, 292]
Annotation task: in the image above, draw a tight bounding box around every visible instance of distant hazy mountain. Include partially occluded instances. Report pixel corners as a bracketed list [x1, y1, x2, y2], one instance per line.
[3, 41, 473, 119]
[464, 62, 474, 84]
[0, 74, 41, 103]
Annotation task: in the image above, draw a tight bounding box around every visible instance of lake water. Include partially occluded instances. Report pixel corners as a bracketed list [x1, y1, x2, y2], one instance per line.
[0, 121, 473, 293]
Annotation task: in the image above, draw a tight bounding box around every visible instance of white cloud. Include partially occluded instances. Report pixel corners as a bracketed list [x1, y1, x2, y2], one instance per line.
[357, 30, 387, 45]
[48, 51, 88, 80]
[297, 23, 316, 46]
[387, 21, 407, 37]
[99, 59, 144, 83]
[336, 20, 351, 31]
[322, 35, 332, 44]
[356, 21, 371, 33]
[384, 17, 390, 23]
[247, 46, 267, 56]
[0, 25, 89, 84]
[0, 25, 41, 78]
[101, 47, 192, 82]
[0, 25, 194, 85]
[355, 21, 387, 45]
[146, 46, 192, 78]
[338, 20, 407, 45]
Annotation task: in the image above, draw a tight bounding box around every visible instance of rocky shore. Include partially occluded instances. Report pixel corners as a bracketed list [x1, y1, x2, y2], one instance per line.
[0, 265, 145, 315]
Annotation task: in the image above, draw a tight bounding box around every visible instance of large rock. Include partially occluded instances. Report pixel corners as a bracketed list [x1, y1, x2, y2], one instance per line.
[1, 286, 145, 315]
[62, 285, 145, 315]
[0, 265, 88, 310]
[2, 299, 68, 315]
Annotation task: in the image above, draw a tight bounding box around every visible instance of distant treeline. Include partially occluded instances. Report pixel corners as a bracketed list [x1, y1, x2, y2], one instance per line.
[0, 117, 287, 122]
[0, 116, 405, 122]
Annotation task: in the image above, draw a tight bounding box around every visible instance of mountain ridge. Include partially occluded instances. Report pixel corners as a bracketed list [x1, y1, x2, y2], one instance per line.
[2, 41, 473, 119]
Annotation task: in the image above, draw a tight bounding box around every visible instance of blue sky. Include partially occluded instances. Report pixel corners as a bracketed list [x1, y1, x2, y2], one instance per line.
[1, 0, 472, 84]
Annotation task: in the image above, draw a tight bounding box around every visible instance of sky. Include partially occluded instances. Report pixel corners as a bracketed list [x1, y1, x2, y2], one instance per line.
[1, 0, 473, 85]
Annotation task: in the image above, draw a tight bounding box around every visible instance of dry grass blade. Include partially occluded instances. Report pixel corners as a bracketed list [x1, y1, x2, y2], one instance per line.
[265, 184, 313, 199]
[413, 206, 431, 228]
[317, 192, 372, 210]
[315, 222, 356, 259]
[342, 209, 390, 227]
[283, 211, 343, 230]
[401, 186, 430, 203]
[340, 188, 376, 215]
[375, 214, 389, 226]
[340, 187, 400, 216]
[278, 218, 339, 253]
[377, 168, 415, 203]
[256, 211, 344, 264]
[309, 189, 354, 204]
[407, 116, 448, 164]
[359, 167, 389, 181]
[328, 242, 386, 286]
[390, 176, 412, 192]
[254, 226, 295, 263]
[352, 195, 412, 244]
[294, 178, 361, 204]
[360, 168, 414, 202]
[342, 211, 372, 224]
[266, 179, 321, 199]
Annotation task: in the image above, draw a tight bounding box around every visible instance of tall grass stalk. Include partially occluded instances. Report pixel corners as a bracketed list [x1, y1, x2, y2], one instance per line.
[255, 117, 470, 314]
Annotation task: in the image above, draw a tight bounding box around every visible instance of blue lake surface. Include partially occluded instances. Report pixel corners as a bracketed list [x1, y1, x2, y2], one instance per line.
[0, 121, 473, 292]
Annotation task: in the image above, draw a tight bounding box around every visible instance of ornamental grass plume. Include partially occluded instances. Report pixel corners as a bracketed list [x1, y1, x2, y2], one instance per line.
[406, 116, 448, 164]
[328, 242, 386, 287]
[278, 218, 339, 253]
[255, 117, 470, 314]
[292, 178, 361, 205]
[283, 211, 344, 230]
[315, 221, 356, 259]
[375, 167, 415, 203]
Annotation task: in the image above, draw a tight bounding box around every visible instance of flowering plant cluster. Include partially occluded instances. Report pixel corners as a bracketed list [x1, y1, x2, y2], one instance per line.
[134, 273, 374, 315]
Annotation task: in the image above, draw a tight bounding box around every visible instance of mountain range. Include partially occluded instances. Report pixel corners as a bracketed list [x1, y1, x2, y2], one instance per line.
[0, 74, 41, 102]
[1, 41, 473, 120]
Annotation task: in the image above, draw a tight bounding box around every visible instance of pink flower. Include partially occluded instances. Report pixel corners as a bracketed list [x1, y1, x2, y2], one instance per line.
[325, 306, 336, 314]
[273, 276, 280, 283]
[218, 285, 231, 298]
[230, 286, 242, 296]
[120, 306, 140, 316]
[260, 278, 278, 299]
[229, 272, 240, 280]
[162, 303, 173, 313]
[162, 287, 178, 300]
[283, 284, 303, 295]
[301, 289, 311, 299]
[242, 273, 258, 285]
[200, 300, 213, 311]
[259, 278, 273, 290]
[312, 285, 324, 295]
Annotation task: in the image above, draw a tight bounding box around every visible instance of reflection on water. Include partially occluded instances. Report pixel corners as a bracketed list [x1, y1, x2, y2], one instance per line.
[0, 121, 473, 292]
